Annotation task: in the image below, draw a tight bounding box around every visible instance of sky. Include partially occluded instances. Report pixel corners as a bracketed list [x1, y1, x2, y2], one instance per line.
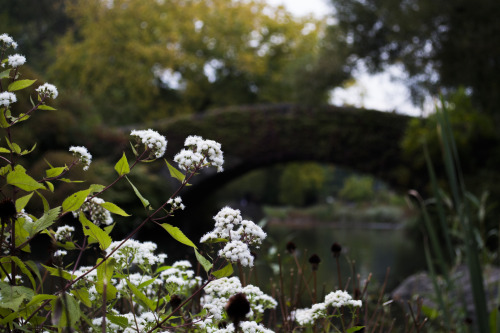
[265, 0, 426, 116]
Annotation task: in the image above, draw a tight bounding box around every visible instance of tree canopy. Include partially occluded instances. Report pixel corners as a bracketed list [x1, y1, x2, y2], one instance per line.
[47, 0, 332, 125]
[328, 0, 500, 113]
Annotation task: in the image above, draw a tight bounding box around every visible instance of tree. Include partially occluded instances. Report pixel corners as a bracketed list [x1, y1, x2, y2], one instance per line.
[48, 0, 328, 125]
[327, 0, 500, 113]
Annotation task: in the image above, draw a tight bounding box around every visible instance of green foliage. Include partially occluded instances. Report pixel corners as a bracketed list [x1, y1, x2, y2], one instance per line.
[328, 0, 500, 112]
[48, 0, 328, 125]
[339, 175, 374, 202]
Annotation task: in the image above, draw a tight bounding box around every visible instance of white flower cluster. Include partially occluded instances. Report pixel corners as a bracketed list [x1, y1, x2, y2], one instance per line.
[91, 311, 161, 333]
[293, 290, 362, 326]
[0, 91, 16, 108]
[53, 249, 67, 257]
[218, 240, 254, 267]
[200, 207, 266, 267]
[209, 321, 275, 333]
[54, 225, 75, 242]
[114, 272, 160, 299]
[174, 135, 224, 173]
[36, 83, 58, 99]
[199, 277, 277, 323]
[105, 239, 168, 268]
[7, 54, 26, 68]
[0, 34, 17, 49]
[167, 196, 185, 211]
[130, 129, 167, 159]
[69, 146, 92, 171]
[74, 197, 113, 226]
[159, 260, 201, 293]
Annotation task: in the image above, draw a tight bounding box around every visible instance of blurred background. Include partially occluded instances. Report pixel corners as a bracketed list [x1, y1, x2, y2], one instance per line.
[2, 0, 500, 295]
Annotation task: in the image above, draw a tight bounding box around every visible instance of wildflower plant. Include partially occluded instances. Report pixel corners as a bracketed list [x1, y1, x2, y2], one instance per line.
[0, 33, 370, 333]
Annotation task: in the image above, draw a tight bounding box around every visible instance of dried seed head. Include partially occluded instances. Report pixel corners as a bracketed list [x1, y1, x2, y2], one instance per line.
[331, 242, 342, 258]
[0, 199, 16, 222]
[225, 293, 250, 328]
[286, 241, 296, 254]
[308, 254, 321, 271]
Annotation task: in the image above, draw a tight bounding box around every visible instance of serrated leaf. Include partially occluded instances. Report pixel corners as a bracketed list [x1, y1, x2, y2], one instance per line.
[195, 249, 213, 273]
[0, 256, 36, 289]
[160, 223, 197, 249]
[46, 166, 67, 178]
[52, 293, 80, 329]
[114, 153, 130, 176]
[29, 206, 61, 236]
[41, 265, 76, 281]
[37, 105, 56, 111]
[0, 164, 12, 176]
[7, 166, 45, 191]
[126, 280, 155, 311]
[14, 219, 30, 252]
[107, 314, 129, 329]
[62, 189, 90, 213]
[15, 192, 33, 212]
[95, 280, 117, 301]
[212, 263, 233, 278]
[79, 213, 111, 250]
[8, 79, 36, 92]
[0, 282, 34, 312]
[125, 176, 152, 210]
[100, 202, 130, 216]
[71, 288, 92, 308]
[165, 159, 185, 183]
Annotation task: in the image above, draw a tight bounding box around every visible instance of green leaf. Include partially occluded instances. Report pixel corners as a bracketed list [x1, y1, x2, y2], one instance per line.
[14, 219, 30, 252]
[89, 184, 105, 194]
[114, 153, 130, 176]
[125, 176, 152, 210]
[8, 79, 36, 92]
[35, 191, 50, 213]
[126, 279, 155, 311]
[62, 189, 90, 213]
[95, 280, 118, 301]
[165, 159, 185, 183]
[0, 282, 34, 312]
[0, 111, 10, 128]
[212, 263, 233, 278]
[37, 105, 56, 111]
[29, 206, 61, 236]
[0, 164, 12, 176]
[160, 223, 197, 249]
[0, 68, 10, 79]
[107, 314, 129, 329]
[100, 202, 130, 216]
[79, 213, 112, 250]
[46, 166, 67, 178]
[15, 192, 34, 212]
[41, 265, 77, 281]
[45, 181, 54, 192]
[25, 293, 57, 309]
[6, 166, 45, 191]
[52, 293, 80, 329]
[346, 326, 365, 333]
[71, 288, 92, 308]
[0, 147, 10, 153]
[0, 256, 36, 290]
[195, 249, 213, 273]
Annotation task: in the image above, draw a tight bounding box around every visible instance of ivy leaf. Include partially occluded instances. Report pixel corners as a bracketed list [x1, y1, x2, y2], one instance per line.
[79, 213, 111, 250]
[114, 153, 130, 176]
[212, 263, 233, 278]
[100, 202, 130, 216]
[160, 223, 197, 249]
[7, 166, 45, 191]
[62, 189, 90, 213]
[195, 249, 213, 273]
[8, 79, 36, 92]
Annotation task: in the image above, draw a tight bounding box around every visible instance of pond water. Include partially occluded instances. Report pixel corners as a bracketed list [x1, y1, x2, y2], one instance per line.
[254, 222, 426, 294]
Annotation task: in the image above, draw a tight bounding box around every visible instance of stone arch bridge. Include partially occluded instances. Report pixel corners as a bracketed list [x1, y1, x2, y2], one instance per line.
[149, 104, 414, 200]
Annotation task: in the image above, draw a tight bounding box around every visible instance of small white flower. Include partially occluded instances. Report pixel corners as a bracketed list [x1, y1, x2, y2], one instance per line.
[218, 240, 254, 267]
[54, 249, 67, 257]
[0, 34, 17, 49]
[54, 225, 75, 242]
[7, 54, 26, 68]
[130, 129, 167, 159]
[74, 197, 113, 226]
[167, 196, 185, 211]
[36, 83, 58, 99]
[174, 135, 224, 173]
[0, 91, 17, 108]
[69, 146, 92, 171]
